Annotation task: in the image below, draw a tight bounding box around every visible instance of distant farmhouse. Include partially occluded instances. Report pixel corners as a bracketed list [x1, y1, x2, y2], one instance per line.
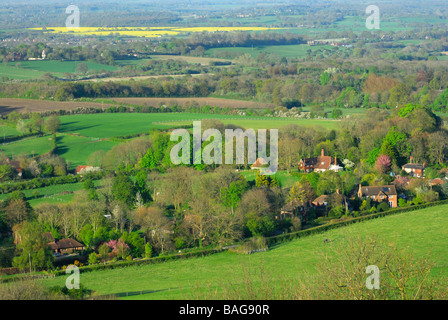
[357, 184, 398, 208]
[5, 158, 23, 177]
[402, 156, 425, 177]
[299, 149, 344, 173]
[75, 165, 101, 175]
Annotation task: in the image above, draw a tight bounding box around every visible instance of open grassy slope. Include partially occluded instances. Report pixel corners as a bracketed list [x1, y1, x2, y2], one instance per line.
[39, 204, 448, 299]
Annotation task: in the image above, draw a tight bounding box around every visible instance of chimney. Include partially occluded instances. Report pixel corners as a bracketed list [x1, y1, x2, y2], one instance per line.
[321, 149, 325, 157]
[410, 156, 413, 164]
[336, 189, 340, 194]
[335, 156, 337, 165]
[423, 162, 426, 168]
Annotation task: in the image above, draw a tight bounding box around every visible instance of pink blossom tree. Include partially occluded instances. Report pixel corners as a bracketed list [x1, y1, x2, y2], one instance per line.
[393, 176, 410, 191]
[106, 239, 130, 259]
[375, 154, 392, 174]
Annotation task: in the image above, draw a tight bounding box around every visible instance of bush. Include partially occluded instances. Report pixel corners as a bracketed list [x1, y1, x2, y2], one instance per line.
[88, 252, 99, 265]
[231, 236, 268, 254]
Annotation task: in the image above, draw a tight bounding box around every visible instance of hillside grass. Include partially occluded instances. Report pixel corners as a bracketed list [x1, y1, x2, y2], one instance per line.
[9, 60, 118, 74]
[0, 134, 117, 169]
[38, 204, 448, 299]
[0, 180, 103, 206]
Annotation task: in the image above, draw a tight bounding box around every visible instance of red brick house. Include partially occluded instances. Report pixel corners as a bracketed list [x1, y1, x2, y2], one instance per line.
[357, 184, 398, 208]
[299, 149, 343, 173]
[402, 156, 425, 177]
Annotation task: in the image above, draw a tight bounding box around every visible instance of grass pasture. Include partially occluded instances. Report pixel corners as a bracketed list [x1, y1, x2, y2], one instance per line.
[205, 43, 354, 60]
[0, 64, 46, 80]
[0, 125, 22, 140]
[0, 180, 103, 206]
[9, 60, 118, 74]
[0, 134, 117, 169]
[1, 112, 341, 168]
[38, 204, 448, 299]
[158, 117, 341, 131]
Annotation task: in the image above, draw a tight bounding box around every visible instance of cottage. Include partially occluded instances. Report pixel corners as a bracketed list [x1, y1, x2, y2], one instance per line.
[312, 195, 328, 207]
[299, 149, 343, 173]
[402, 157, 425, 177]
[250, 158, 268, 170]
[357, 184, 398, 208]
[44, 232, 85, 255]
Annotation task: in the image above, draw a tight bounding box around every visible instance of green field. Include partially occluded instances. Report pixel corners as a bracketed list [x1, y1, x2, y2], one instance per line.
[0, 180, 103, 206]
[205, 44, 342, 59]
[0, 60, 119, 80]
[38, 204, 448, 299]
[10, 60, 118, 74]
[160, 117, 341, 130]
[0, 64, 47, 80]
[0, 135, 54, 158]
[59, 113, 240, 138]
[59, 113, 342, 138]
[0, 134, 117, 169]
[1, 113, 341, 168]
[0, 125, 22, 139]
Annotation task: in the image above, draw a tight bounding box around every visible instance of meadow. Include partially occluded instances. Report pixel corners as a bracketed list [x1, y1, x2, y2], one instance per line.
[159, 117, 341, 130]
[0, 180, 103, 206]
[0, 112, 343, 169]
[38, 203, 448, 299]
[205, 44, 339, 59]
[0, 134, 117, 169]
[239, 169, 302, 188]
[0, 125, 22, 140]
[9, 60, 118, 74]
[0, 64, 47, 80]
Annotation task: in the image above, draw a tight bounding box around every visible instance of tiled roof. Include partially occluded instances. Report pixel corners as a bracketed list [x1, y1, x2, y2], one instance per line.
[251, 158, 268, 168]
[359, 185, 397, 197]
[302, 155, 333, 170]
[402, 163, 424, 170]
[49, 238, 84, 250]
[313, 195, 328, 204]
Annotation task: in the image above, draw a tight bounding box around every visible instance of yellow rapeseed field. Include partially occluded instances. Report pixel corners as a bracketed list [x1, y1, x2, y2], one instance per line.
[29, 26, 280, 38]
